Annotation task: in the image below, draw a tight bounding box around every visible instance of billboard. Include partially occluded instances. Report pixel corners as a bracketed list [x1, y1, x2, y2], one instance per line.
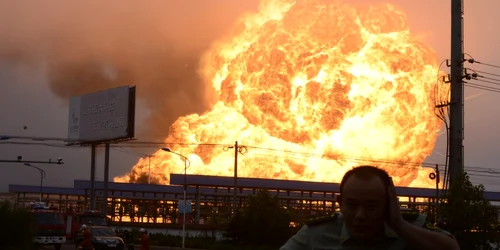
[67, 86, 136, 143]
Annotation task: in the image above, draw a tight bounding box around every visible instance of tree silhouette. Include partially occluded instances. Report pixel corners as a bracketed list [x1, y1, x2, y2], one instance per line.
[226, 189, 294, 247]
[0, 201, 36, 250]
[439, 172, 500, 249]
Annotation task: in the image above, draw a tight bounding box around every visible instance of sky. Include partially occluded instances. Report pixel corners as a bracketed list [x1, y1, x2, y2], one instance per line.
[1, 0, 500, 192]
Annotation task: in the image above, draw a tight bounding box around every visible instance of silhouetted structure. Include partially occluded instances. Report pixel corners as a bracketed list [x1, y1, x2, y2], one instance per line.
[9, 174, 500, 229]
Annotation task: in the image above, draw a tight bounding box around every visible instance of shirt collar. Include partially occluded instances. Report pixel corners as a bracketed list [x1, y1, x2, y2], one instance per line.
[340, 222, 398, 243]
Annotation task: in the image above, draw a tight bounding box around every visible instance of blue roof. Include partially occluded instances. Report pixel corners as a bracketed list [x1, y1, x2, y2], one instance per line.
[197, 188, 334, 198]
[74, 179, 180, 193]
[170, 174, 341, 192]
[9, 184, 85, 196]
[484, 191, 500, 201]
[73, 180, 214, 194]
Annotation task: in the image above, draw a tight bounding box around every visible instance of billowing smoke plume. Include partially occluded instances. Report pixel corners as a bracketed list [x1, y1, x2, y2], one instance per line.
[0, 0, 258, 139]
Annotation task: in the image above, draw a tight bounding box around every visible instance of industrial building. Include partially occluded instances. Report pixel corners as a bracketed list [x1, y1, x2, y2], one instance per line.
[9, 174, 500, 229]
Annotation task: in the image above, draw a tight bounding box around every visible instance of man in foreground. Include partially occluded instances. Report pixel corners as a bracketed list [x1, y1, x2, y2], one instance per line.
[280, 165, 460, 249]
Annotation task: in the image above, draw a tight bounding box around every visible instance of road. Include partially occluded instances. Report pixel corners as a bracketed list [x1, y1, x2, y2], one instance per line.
[60, 243, 201, 250]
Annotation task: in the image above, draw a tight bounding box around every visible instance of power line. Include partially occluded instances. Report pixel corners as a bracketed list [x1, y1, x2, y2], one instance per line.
[463, 67, 500, 93]
[464, 82, 500, 93]
[0, 140, 470, 175]
[470, 69, 500, 78]
[119, 141, 228, 147]
[116, 146, 500, 179]
[245, 145, 445, 170]
[481, 76, 500, 84]
[0, 141, 228, 148]
[476, 61, 500, 69]
[463, 54, 500, 70]
[2, 139, 499, 174]
[112, 147, 152, 158]
[0, 135, 231, 147]
[474, 79, 500, 87]
[4, 137, 500, 184]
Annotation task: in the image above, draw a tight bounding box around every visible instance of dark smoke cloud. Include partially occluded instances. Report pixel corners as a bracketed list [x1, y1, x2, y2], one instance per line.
[0, 0, 259, 139]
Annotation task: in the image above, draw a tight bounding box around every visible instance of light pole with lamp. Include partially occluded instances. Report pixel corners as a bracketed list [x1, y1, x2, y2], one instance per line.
[24, 163, 46, 203]
[161, 147, 190, 249]
[141, 154, 154, 184]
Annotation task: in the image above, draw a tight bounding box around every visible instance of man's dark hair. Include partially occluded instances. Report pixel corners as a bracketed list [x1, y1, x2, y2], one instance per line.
[339, 165, 391, 194]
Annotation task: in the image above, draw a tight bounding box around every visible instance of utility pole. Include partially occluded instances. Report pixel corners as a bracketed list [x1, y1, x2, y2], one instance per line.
[146, 155, 154, 184]
[434, 164, 440, 222]
[90, 144, 96, 210]
[233, 141, 238, 215]
[448, 0, 465, 186]
[102, 143, 110, 216]
[225, 141, 247, 216]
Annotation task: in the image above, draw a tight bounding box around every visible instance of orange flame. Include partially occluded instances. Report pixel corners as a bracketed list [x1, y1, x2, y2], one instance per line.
[115, 0, 448, 188]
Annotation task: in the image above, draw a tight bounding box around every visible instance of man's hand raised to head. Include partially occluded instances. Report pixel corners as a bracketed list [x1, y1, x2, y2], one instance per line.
[386, 177, 405, 231]
[387, 177, 460, 250]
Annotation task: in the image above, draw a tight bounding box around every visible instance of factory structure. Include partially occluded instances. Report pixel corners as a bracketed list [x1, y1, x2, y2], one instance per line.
[8, 173, 500, 229]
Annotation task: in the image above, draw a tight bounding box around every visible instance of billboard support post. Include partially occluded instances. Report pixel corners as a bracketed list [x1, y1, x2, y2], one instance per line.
[90, 144, 96, 210]
[103, 143, 110, 217]
[67, 86, 136, 212]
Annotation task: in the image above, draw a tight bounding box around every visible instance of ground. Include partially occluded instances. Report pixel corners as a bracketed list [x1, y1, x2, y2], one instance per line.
[59, 243, 201, 250]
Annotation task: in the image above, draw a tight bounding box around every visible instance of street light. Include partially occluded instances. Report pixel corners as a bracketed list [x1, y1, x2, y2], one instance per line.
[161, 147, 190, 249]
[24, 163, 46, 203]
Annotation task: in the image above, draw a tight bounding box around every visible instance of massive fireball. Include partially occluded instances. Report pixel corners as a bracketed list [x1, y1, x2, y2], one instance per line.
[115, 0, 447, 187]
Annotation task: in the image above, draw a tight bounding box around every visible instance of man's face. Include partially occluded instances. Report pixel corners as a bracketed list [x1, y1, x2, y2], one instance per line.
[340, 175, 387, 240]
